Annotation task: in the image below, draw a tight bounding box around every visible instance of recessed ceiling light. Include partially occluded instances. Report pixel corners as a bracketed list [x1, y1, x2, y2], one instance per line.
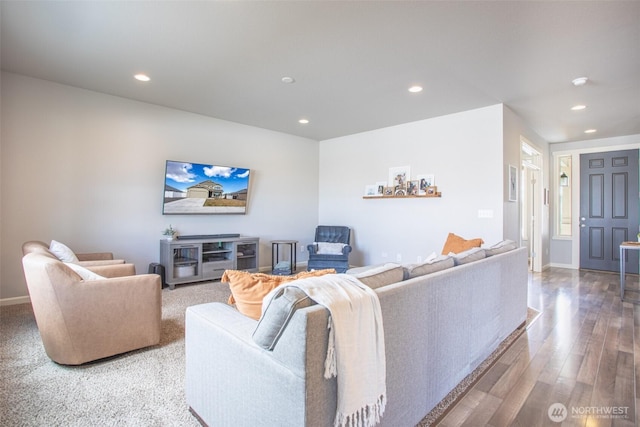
[134, 73, 150, 82]
[571, 105, 587, 111]
[572, 77, 588, 86]
[281, 76, 295, 84]
[584, 129, 597, 134]
[298, 118, 309, 124]
[408, 85, 423, 93]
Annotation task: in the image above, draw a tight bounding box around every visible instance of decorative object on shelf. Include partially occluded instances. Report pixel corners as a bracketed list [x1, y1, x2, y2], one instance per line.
[163, 225, 177, 241]
[417, 174, 435, 195]
[363, 166, 441, 199]
[508, 164, 518, 202]
[388, 166, 411, 188]
[364, 184, 378, 197]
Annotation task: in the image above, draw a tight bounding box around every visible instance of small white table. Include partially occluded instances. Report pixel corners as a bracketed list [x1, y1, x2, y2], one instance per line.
[619, 242, 640, 303]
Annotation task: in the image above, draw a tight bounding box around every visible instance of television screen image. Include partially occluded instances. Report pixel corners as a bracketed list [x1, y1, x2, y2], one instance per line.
[163, 160, 251, 215]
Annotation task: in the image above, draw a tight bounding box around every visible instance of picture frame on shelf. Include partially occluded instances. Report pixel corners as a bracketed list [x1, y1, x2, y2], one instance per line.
[417, 174, 435, 195]
[426, 186, 438, 196]
[364, 184, 378, 197]
[383, 186, 395, 196]
[376, 181, 387, 196]
[407, 180, 419, 195]
[394, 185, 407, 196]
[389, 166, 410, 188]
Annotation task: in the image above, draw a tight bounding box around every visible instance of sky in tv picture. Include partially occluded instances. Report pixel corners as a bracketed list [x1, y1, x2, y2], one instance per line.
[165, 161, 250, 194]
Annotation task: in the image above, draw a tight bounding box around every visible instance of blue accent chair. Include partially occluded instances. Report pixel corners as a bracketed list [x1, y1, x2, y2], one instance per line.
[306, 226, 352, 273]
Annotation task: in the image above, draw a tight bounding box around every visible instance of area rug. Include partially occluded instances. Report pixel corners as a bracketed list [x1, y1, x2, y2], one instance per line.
[417, 307, 542, 426]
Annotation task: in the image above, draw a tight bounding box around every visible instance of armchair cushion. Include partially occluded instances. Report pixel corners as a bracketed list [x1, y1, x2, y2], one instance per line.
[64, 263, 107, 281]
[49, 240, 79, 263]
[315, 242, 348, 255]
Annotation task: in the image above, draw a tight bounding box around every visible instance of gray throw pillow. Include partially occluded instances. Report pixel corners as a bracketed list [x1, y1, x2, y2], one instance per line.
[253, 286, 314, 350]
[403, 255, 454, 279]
[485, 239, 517, 256]
[346, 263, 404, 289]
[452, 247, 486, 266]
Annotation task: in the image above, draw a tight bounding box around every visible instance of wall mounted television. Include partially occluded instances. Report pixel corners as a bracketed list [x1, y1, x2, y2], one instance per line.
[163, 160, 251, 215]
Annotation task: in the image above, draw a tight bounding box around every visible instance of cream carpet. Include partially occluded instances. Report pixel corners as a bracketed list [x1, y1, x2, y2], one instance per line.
[0, 281, 230, 427]
[1, 282, 540, 427]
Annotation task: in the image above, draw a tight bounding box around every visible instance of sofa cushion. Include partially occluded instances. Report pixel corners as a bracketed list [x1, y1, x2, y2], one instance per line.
[403, 254, 454, 279]
[49, 240, 79, 263]
[64, 262, 106, 281]
[223, 269, 335, 320]
[347, 263, 404, 289]
[485, 239, 518, 256]
[253, 286, 314, 350]
[451, 247, 486, 265]
[441, 233, 484, 255]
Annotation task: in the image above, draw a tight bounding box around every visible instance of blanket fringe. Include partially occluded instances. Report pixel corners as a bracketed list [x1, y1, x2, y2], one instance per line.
[334, 394, 387, 427]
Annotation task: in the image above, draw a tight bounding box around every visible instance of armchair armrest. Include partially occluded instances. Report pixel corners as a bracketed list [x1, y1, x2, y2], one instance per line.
[87, 263, 136, 278]
[78, 259, 125, 267]
[307, 243, 318, 255]
[76, 252, 115, 261]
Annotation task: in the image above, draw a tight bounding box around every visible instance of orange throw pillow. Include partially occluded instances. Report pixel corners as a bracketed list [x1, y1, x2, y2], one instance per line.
[223, 269, 336, 320]
[441, 232, 484, 255]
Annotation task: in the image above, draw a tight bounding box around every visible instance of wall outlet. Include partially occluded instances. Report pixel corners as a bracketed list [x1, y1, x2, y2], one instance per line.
[300, 245, 305, 252]
[396, 253, 402, 262]
[416, 256, 423, 263]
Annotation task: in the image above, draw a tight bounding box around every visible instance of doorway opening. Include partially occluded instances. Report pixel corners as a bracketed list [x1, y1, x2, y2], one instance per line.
[521, 140, 542, 272]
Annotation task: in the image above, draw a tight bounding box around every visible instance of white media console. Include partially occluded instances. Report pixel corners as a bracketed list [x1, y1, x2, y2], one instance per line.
[159, 235, 259, 289]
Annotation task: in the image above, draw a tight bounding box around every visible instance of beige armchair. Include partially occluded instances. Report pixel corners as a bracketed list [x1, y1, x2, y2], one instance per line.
[21, 250, 162, 365]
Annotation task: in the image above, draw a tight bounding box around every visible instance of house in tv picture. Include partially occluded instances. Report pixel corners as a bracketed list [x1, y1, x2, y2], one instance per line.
[187, 180, 224, 199]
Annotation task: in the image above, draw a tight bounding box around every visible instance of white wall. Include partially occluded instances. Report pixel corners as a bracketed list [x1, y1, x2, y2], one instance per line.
[317, 105, 505, 267]
[503, 105, 550, 269]
[0, 72, 320, 300]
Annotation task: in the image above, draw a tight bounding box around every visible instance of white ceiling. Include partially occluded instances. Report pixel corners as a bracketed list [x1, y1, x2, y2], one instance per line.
[1, 1, 639, 143]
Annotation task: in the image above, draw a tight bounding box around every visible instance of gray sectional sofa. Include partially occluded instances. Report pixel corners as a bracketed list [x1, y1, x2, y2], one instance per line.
[185, 245, 528, 426]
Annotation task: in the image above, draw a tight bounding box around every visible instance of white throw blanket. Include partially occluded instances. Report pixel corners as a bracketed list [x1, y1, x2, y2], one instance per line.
[280, 274, 386, 427]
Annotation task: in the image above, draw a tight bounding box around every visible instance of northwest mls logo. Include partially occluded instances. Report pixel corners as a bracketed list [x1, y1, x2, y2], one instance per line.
[548, 403, 567, 422]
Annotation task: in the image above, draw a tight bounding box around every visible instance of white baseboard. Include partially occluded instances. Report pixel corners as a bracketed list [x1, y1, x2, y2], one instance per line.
[1, 296, 31, 306]
[548, 262, 576, 270]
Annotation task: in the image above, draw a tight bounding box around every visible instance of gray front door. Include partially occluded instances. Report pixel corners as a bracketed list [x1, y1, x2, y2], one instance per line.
[580, 149, 639, 273]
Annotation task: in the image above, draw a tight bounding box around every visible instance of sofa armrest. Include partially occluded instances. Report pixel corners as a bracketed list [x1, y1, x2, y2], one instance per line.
[185, 302, 335, 426]
[76, 252, 114, 261]
[86, 263, 136, 278]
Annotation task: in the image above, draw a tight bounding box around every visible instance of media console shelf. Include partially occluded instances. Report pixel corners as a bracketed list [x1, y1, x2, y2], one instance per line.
[160, 236, 259, 289]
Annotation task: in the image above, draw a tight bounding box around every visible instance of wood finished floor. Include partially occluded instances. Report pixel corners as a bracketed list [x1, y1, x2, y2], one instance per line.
[437, 268, 638, 427]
